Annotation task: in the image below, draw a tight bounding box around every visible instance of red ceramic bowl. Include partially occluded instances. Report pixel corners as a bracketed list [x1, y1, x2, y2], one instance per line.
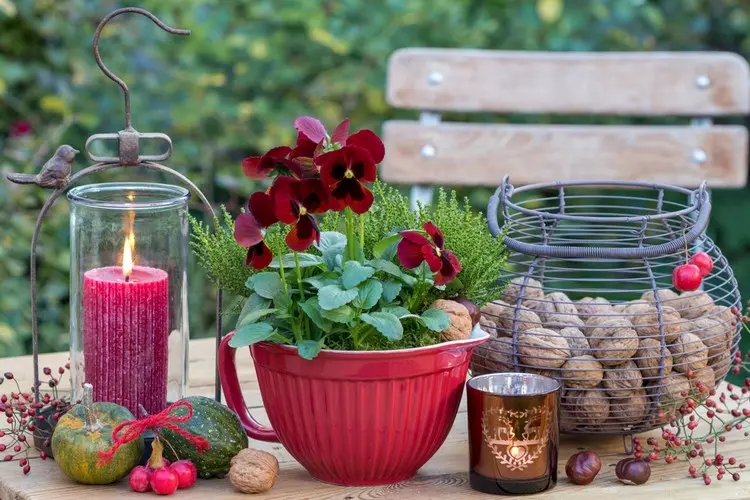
[219, 326, 488, 486]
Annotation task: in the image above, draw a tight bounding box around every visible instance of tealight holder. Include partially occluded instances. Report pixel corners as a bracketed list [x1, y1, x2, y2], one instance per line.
[5, 8, 223, 457]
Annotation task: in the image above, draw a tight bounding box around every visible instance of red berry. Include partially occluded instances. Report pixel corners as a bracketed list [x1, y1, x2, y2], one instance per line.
[673, 264, 702, 292]
[730, 457, 737, 465]
[170, 460, 197, 489]
[13, 445, 21, 453]
[129, 465, 151, 493]
[3, 373, 13, 380]
[150, 467, 179, 495]
[734, 473, 741, 481]
[22, 464, 30, 474]
[39, 451, 47, 460]
[42, 367, 51, 376]
[689, 252, 714, 277]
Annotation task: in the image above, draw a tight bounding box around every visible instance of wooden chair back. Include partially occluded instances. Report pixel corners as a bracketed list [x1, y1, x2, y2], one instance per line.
[380, 49, 750, 205]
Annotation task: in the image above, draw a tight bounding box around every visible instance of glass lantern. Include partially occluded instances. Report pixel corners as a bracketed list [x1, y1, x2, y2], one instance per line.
[68, 182, 189, 416]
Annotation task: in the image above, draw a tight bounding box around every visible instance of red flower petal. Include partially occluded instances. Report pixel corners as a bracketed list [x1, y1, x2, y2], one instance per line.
[286, 215, 319, 251]
[348, 129, 385, 163]
[290, 132, 319, 160]
[348, 146, 377, 183]
[296, 179, 329, 213]
[397, 238, 426, 269]
[399, 230, 431, 247]
[423, 221, 444, 249]
[294, 116, 327, 144]
[434, 250, 462, 286]
[272, 177, 301, 224]
[331, 118, 350, 145]
[248, 192, 278, 228]
[241, 156, 267, 179]
[317, 149, 347, 186]
[422, 246, 442, 273]
[234, 213, 264, 247]
[246, 241, 273, 270]
[345, 181, 374, 214]
[266, 146, 293, 160]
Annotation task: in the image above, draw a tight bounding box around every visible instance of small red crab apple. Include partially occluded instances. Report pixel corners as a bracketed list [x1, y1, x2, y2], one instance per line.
[673, 263, 702, 292]
[689, 252, 714, 277]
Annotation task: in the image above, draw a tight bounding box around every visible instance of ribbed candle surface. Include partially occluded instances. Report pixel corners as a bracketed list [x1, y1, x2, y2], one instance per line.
[82, 265, 169, 415]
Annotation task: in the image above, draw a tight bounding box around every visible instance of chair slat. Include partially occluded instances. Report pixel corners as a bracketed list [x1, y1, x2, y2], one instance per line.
[387, 49, 750, 115]
[380, 121, 748, 187]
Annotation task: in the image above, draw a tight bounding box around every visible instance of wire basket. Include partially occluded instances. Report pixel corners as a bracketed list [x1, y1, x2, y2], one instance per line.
[471, 178, 742, 436]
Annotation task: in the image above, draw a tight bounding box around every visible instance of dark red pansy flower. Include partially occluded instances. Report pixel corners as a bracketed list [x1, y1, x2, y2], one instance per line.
[273, 176, 329, 251]
[248, 190, 278, 228]
[9, 121, 32, 138]
[292, 115, 384, 164]
[397, 221, 462, 286]
[234, 213, 273, 270]
[317, 146, 377, 214]
[346, 129, 385, 163]
[242, 146, 304, 180]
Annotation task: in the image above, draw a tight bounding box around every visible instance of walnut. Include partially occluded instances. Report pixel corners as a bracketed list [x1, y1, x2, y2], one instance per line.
[640, 289, 680, 309]
[704, 305, 738, 350]
[589, 318, 639, 367]
[547, 314, 586, 332]
[621, 301, 652, 323]
[431, 299, 472, 341]
[526, 368, 561, 380]
[669, 332, 708, 373]
[562, 389, 610, 428]
[229, 449, 279, 494]
[603, 360, 643, 398]
[558, 327, 590, 357]
[516, 328, 571, 369]
[470, 337, 514, 375]
[576, 297, 613, 322]
[610, 389, 649, 427]
[631, 306, 681, 342]
[635, 338, 673, 380]
[658, 373, 691, 406]
[583, 314, 620, 337]
[481, 301, 543, 336]
[561, 355, 603, 389]
[689, 365, 716, 397]
[710, 350, 732, 379]
[681, 317, 728, 358]
[529, 292, 580, 329]
[500, 277, 544, 307]
[612, 303, 629, 313]
[676, 291, 714, 319]
[478, 318, 500, 338]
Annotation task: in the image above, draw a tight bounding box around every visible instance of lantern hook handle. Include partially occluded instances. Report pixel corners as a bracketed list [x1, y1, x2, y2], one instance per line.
[93, 7, 190, 130]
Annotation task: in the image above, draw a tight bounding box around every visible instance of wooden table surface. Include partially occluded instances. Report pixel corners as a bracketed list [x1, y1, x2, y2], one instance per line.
[2, 338, 750, 499]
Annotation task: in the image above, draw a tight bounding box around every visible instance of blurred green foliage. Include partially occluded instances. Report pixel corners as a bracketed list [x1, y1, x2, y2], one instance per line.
[2, 0, 750, 357]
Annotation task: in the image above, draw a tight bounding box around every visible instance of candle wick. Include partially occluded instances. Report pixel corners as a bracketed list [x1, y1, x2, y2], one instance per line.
[125, 275, 130, 283]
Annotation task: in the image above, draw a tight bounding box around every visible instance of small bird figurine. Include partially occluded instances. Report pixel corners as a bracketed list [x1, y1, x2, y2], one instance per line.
[6, 145, 79, 189]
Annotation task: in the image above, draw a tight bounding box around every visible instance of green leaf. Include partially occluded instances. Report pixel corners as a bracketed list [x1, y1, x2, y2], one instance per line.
[353, 280, 382, 310]
[341, 261, 375, 289]
[361, 312, 403, 341]
[248, 272, 283, 299]
[299, 297, 332, 333]
[318, 284, 358, 310]
[228, 322, 275, 347]
[269, 253, 324, 268]
[272, 290, 290, 309]
[372, 234, 401, 259]
[315, 232, 347, 253]
[421, 308, 451, 332]
[369, 259, 416, 286]
[322, 249, 342, 271]
[303, 273, 339, 290]
[237, 307, 277, 328]
[381, 280, 402, 303]
[298, 339, 324, 360]
[320, 305, 355, 323]
[236, 293, 271, 328]
[342, 241, 366, 263]
[381, 305, 410, 318]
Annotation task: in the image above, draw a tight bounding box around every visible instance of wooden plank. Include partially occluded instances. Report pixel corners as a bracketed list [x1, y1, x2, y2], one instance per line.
[387, 49, 750, 115]
[380, 121, 749, 187]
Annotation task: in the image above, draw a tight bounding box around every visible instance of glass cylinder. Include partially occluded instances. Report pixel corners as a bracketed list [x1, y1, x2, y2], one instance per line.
[68, 182, 189, 416]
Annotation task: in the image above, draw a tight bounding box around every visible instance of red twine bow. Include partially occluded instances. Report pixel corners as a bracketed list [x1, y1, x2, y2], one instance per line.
[97, 401, 210, 466]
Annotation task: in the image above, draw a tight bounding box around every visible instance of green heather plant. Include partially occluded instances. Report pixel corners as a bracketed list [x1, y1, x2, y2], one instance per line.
[191, 117, 507, 358]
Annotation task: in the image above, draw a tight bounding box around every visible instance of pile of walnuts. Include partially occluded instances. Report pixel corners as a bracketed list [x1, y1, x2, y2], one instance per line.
[471, 277, 738, 433]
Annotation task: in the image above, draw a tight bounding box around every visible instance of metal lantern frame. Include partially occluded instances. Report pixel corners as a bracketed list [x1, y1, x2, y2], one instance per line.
[17, 8, 223, 404]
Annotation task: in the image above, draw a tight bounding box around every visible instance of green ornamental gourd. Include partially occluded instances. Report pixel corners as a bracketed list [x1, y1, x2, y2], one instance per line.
[161, 395, 248, 478]
[51, 383, 144, 484]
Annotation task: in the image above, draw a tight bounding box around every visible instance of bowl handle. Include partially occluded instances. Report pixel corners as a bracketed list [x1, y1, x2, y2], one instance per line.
[219, 332, 279, 442]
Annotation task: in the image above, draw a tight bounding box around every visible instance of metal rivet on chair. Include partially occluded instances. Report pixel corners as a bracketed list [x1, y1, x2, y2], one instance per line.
[427, 71, 443, 86]
[695, 75, 712, 90]
[691, 148, 708, 165]
[420, 144, 436, 158]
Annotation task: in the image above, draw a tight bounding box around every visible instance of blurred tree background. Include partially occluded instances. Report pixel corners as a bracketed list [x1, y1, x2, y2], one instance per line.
[1, 0, 750, 357]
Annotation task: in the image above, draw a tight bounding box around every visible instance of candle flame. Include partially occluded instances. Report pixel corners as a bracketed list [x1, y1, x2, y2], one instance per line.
[510, 446, 520, 457]
[122, 231, 135, 277]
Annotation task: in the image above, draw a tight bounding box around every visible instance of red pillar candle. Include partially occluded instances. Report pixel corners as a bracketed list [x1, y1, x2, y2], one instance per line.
[82, 265, 169, 415]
